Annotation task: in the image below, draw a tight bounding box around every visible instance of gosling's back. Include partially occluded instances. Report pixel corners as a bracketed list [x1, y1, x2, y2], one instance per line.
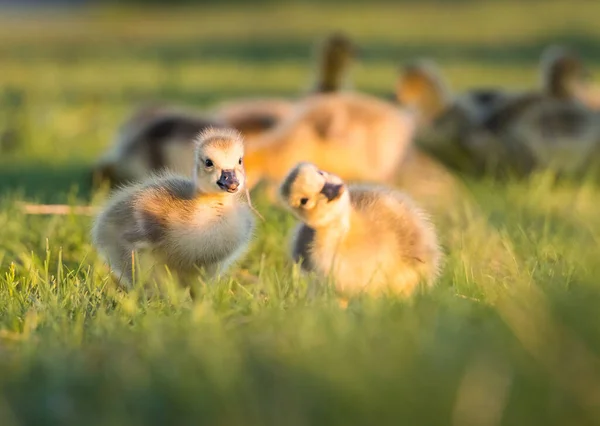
[245, 92, 416, 186]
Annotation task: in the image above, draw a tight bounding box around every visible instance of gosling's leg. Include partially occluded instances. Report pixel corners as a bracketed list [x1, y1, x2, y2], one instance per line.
[104, 242, 136, 289]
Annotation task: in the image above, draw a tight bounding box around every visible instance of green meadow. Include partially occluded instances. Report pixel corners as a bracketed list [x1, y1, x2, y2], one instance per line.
[1, 1, 600, 424]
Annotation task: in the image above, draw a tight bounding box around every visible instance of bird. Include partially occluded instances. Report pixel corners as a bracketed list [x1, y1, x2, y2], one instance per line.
[470, 45, 600, 176]
[279, 162, 442, 296]
[214, 31, 359, 142]
[396, 60, 510, 141]
[92, 106, 227, 188]
[93, 33, 358, 189]
[398, 46, 600, 177]
[241, 91, 416, 192]
[91, 128, 256, 288]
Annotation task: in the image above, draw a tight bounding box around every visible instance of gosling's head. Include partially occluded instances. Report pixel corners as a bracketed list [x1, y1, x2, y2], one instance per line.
[194, 128, 245, 195]
[279, 162, 349, 228]
[397, 59, 451, 125]
[540, 45, 590, 99]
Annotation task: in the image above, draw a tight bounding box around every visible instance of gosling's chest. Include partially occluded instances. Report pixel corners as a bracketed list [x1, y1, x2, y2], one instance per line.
[165, 205, 254, 265]
[311, 228, 393, 280]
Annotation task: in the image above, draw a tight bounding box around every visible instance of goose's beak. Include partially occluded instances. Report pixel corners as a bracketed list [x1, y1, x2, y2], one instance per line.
[320, 182, 344, 202]
[217, 170, 240, 193]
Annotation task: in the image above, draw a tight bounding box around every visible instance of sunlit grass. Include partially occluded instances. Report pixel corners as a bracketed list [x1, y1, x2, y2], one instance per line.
[1, 2, 600, 425]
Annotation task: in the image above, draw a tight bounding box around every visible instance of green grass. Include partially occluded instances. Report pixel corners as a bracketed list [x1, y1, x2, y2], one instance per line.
[1, 1, 600, 425]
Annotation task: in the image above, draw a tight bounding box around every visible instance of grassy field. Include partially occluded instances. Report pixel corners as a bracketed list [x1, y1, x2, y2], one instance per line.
[1, 1, 600, 425]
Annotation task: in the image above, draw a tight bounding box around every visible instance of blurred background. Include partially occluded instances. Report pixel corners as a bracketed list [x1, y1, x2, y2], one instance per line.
[1, 2, 600, 426]
[0, 0, 597, 201]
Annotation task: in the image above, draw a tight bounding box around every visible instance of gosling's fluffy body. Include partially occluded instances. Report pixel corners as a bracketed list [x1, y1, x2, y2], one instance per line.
[92, 129, 255, 286]
[280, 163, 441, 296]
[214, 98, 296, 142]
[243, 92, 416, 190]
[396, 59, 512, 175]
[403, 48, 600, 176]
[474, 45, 600, 175]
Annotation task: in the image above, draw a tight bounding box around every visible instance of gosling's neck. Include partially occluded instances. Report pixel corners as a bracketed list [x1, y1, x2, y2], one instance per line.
[191, 182, 238, 206]
[396, 79, 450, 126]
[542, 64, 578, 100]
[313, 58, 348, 93]
[312, 209, 351, 237]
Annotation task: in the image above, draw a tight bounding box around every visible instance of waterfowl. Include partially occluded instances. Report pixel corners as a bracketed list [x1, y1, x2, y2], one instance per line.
[91, 128, 255, 288]
[92, 107, 227, 188]
[279, 162, 441, 296]
[94, 33, 358, 189]
[399, 47, 600, 176]
[214, 32, 358, 142]
[394, 59, 514, 173]
[472, 45, 600, 176]
[241, 91, 416, 191]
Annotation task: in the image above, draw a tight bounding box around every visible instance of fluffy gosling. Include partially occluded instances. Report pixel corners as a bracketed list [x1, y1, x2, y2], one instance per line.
[280, 162, 441, 296]
[242, 92, 416, 191]
[91, 128, 255, 288]
[476, 45, 600, 176]
[396, 59, 511, 131]
[94, 33, 358, 189]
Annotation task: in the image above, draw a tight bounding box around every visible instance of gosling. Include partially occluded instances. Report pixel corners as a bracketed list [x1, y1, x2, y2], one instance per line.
[215, 31, 358, 142]
[475, 45, 600, 176]
[91, 128, 255, 288]
[241, 92, 416, 192]
[279, 162, 441, 296]
[396, 59, 510, 129]
[94, 33, 358, 189]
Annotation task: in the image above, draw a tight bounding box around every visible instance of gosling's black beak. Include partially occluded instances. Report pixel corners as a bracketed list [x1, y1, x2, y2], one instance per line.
[320, 182, 344, 202]
[217, 169, 239, 193]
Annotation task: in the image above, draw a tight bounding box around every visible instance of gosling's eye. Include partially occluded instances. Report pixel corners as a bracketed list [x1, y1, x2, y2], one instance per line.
[299, 197, 309, 206]
[204, 158, 214, 168]
[238, 157, 243, 165]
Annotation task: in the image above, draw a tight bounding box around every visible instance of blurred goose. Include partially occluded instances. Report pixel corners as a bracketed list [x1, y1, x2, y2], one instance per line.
[93, 33, 358, 188]
[92, 128, 255, 288]
[396, 59, 511, 130]
[215, 32, 359, 141]
[395, 59, 512, 175]
[241, 91, 416, 191]
[279, 162, 441, 296]
[402, 47, 600, 176]
[471, 45, 600, 176]
[92, 107, 226, 188]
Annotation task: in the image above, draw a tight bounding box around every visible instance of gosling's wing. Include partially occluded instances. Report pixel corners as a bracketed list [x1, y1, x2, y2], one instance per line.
[215, 98, 295, 137]
[510, 100, 600, 172]
[481, 92, 545, 134]
[128, 114, 226, 170]
[132, 177, 197, 243]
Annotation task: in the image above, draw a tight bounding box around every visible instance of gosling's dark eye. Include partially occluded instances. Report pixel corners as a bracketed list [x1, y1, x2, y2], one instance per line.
[205, 158, 213, 168]
[238, 157, 243, 165]
[300, 198, 309, 206]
